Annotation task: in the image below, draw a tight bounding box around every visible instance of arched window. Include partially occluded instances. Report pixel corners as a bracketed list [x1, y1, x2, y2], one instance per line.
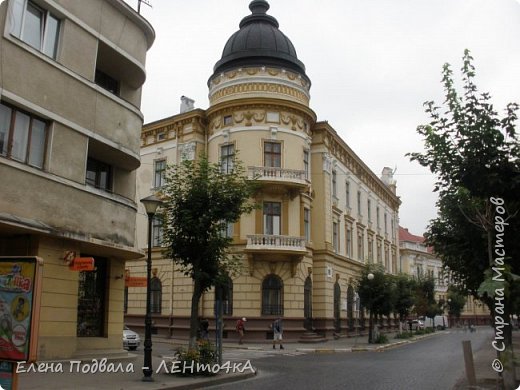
[150, 277, 162, 314]
[262, 274, 283, 315]
[215, 276, 233, 316]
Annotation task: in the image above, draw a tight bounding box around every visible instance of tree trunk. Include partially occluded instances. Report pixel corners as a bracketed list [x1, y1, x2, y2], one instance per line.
[189, 276, 203, 350]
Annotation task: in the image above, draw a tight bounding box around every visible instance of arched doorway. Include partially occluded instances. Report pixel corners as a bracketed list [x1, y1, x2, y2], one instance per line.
[334, 281, 341, 332]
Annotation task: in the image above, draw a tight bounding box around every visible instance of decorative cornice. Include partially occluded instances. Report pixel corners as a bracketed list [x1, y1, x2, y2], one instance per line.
[313, 122, 401, 210]
[210, 81, 309, 106]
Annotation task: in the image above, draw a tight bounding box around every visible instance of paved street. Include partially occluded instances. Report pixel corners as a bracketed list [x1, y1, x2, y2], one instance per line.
[208, 328, 493, 390]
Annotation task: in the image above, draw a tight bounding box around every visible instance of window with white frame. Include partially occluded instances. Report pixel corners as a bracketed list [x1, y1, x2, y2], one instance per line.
[154, 159, 166, 188]
[220, 143, 234, 173]
[221, 221, 234, 238]
[10, 0, 61, 59]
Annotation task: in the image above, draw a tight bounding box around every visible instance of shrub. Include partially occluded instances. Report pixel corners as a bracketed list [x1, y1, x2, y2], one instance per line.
[173, 341, 218, 377]
[374, 334, 389, 344]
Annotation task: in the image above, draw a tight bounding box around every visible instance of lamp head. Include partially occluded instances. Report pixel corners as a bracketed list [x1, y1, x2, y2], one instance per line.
[140, 194, 163, 215]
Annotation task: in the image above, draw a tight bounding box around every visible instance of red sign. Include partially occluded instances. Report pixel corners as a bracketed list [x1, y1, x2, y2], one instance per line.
[69, 257, 95, 271]
[125, 277, 147, 287]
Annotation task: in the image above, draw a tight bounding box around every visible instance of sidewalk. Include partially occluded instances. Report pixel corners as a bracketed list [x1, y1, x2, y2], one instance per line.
[452, 329, 520, 390]
[14, 329, 491, 390]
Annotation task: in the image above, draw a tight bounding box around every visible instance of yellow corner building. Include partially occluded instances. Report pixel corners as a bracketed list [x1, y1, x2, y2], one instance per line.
[126, 0, 401, 342]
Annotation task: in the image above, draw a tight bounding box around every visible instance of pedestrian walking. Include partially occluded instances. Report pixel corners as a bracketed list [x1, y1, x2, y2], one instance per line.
[236, 317, 246, 344]
[271, 317, 284, 349]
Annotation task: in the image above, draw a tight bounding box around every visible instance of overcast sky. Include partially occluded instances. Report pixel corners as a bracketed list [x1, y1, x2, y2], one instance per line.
[128, 0, 520, 235]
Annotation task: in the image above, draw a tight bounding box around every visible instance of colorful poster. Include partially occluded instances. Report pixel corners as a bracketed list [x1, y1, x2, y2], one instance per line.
[0, 258, 42, 362]
[0, 361, 14, 390]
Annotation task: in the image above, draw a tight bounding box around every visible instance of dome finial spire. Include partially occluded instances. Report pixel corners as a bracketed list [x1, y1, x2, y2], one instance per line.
[249, 0, 270, 15]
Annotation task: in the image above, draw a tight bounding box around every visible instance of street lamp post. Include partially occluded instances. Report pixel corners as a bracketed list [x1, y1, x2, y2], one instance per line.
[367, 273, 374, 344]
[141, 195, 163, 382]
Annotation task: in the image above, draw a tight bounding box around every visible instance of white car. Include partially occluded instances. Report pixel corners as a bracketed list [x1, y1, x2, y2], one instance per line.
[123, 326, 140, 351]
[407, 320, 425, 331]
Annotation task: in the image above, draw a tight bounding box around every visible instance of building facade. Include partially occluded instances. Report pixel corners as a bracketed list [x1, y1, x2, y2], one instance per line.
[0, 0, 154, 359]
[399, 226, 490, 326]
[126, 0, 400, 341]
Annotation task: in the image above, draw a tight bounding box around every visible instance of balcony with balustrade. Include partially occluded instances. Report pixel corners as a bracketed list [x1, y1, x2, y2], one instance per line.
[245, 234, 307, 256]
[247, 166, 309, 194]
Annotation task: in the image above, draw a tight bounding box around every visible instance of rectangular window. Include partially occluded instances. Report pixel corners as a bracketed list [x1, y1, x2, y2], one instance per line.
[95, 69, 120, 95]
[333, 222, 339, 252]
[377, 241, 382, 263]
[154, 159, 166, 188]
[303, 150, 309, 180]
[346, 224, 353, 257]
[221, 221, 234, 238]
[357, 191, 362, 215]
[77, 257, 107, 337]
[152, 215, 163, 247]
[263, 202, 281, 235]
[376, 207, 380, 228]
[358, 229, 364, 261]
[264, 141, 281, 168]
[223, 115, 233, 126]
[304, 208, 310, 241]
[221, 144, 235, 173]
[367, 199, 371, 222]
[384, 213, 388, 234]
[368, 236, 374, 262]
[0, 102, 48, 168]
[332, 170, 337, 197]
[345, 181, 350, 208]
[86, 157, 112, 191]
[11, 0, 60, 59]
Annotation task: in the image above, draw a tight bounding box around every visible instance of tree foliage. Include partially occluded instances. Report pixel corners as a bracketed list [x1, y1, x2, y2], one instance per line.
[447, 285, 467, 322]
[408, 49, 520, 387]
[392, 273, 417, 322]
[161, 154, 257, 348]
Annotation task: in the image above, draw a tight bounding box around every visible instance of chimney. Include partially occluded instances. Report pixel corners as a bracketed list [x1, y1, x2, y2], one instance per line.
[180, 96, 195, 113]
[381, 167, 397, 194]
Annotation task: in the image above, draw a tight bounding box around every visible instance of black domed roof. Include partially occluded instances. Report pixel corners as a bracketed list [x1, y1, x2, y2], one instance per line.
[212, 0, 307, 79]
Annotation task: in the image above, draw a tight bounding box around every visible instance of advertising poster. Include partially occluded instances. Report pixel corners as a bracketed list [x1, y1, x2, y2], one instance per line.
[0, 361, 15, 390]
[0, 257, 43, 362]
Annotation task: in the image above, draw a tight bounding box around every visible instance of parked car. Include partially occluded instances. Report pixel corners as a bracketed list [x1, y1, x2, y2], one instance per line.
[123, 325, 140, 351]
[407, 319, 425, 331]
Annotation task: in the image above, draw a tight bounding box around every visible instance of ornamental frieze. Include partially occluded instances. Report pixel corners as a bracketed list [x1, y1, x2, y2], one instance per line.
[210, 82, 309, 105]
[210, 67, 311, 91]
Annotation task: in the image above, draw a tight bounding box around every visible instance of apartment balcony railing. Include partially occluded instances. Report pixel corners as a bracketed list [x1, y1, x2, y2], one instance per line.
[248, 166, 308, 191]
[245, 234, 307, 255]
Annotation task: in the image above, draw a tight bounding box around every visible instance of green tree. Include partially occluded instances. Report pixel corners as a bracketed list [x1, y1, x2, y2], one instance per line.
[161, 154, 257, 349]
[414, 276, 439, 328]
[408, 49, 519, 388]
[392, 273, 417, 332]
[447, 285, 467, 326]
[357, 264, 395, 343]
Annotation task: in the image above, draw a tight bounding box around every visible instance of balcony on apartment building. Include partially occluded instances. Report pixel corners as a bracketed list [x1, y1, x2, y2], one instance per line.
[248, 166, 309, 194]
[245, 234, 307, 256]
